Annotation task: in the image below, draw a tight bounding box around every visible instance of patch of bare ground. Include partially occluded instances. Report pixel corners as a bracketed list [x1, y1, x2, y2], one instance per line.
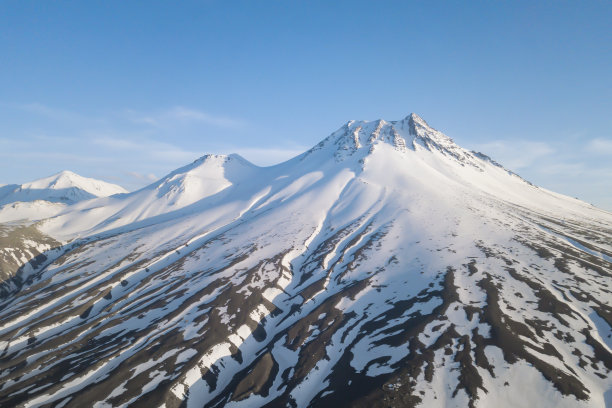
[302, 267, 481, 408]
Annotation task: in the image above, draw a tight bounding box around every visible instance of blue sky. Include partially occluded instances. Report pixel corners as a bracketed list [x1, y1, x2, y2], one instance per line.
[1, 1, 611, 209]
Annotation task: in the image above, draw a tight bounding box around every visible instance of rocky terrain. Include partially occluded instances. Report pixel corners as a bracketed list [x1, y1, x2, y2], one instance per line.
[0, 114, 610, 407]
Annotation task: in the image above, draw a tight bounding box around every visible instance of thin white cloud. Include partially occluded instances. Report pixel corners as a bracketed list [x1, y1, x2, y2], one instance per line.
[471, 138, 612, 211]
[537, 162, 586, 175]
[131, 116, 158, 126]
[0, 148, 112, 163]
[472, 140, 554, 170]
[127, 106, 246, 129]
[92, 132, 306, 167]
[13, 102, 82, 121]
[92, 137, 140, 150]
[30, 133, 81, 143]
[127, 171, 158, 182]
[7, 102, 106, 126]
[584, 138, 612, 155]
[92, 136, 197, 163]
[7, 102, 244, 130]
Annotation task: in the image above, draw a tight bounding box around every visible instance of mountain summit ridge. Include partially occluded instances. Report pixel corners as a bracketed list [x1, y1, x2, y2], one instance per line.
[0, 113, 610, 408]
[304, 114, 510, 186]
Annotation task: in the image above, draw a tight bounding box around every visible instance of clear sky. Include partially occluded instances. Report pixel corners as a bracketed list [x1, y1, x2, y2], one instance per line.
[1, 1, 611, 209]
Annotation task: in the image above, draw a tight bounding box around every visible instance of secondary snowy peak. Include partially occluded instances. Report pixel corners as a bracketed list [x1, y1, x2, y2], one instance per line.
[148, 153, 256, 207]
[0, 170, 127, 207]
[35, 153, 261, 238]
[23, 170, 128, 198]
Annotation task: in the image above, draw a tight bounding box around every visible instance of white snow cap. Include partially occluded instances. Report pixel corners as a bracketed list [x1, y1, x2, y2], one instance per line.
[0, 170, 127, 206]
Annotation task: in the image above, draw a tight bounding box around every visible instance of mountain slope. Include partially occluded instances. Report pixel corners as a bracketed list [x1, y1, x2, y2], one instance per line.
[0, 114, 610, 408]
[32, 154, 258, 241]
[0, 171, 127, 295]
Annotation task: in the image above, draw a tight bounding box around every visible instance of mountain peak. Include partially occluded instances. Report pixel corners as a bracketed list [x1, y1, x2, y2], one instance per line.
[0, 171, 127, 207]
[32, 171, 126, 195]
[307, 112, 467, 165]
[146, 152, 257, 208]
[406, 112, 430, 133]
[177, 153, 255, 177]
[46, 170, 95, 189]
[54, 170, 78, 178]
[406, 111, 425, 122]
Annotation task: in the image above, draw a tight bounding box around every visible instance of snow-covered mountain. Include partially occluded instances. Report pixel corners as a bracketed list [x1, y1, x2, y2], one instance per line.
[0, 114, 610, 408]
[0, 170, 127, 223]
[0, 172, 127, 295]
[36, 154, 257, 239]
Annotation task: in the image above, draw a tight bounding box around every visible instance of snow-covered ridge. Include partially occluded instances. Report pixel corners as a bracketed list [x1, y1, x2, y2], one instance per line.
[37, 153, 260, 239]
[0, 112, 610, 408]
[0, 170, 127, 206]
[0, 171, 128, 224]
[306, 113, 491, 171]
[149, 153, 256, 206]
[23, 112, 605, 240]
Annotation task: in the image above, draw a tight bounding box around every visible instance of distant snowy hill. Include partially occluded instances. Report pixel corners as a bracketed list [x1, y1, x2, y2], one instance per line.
[0, 114, 610, 408]
[0, 170, 127, 223]
[36, 154, 257, 238]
